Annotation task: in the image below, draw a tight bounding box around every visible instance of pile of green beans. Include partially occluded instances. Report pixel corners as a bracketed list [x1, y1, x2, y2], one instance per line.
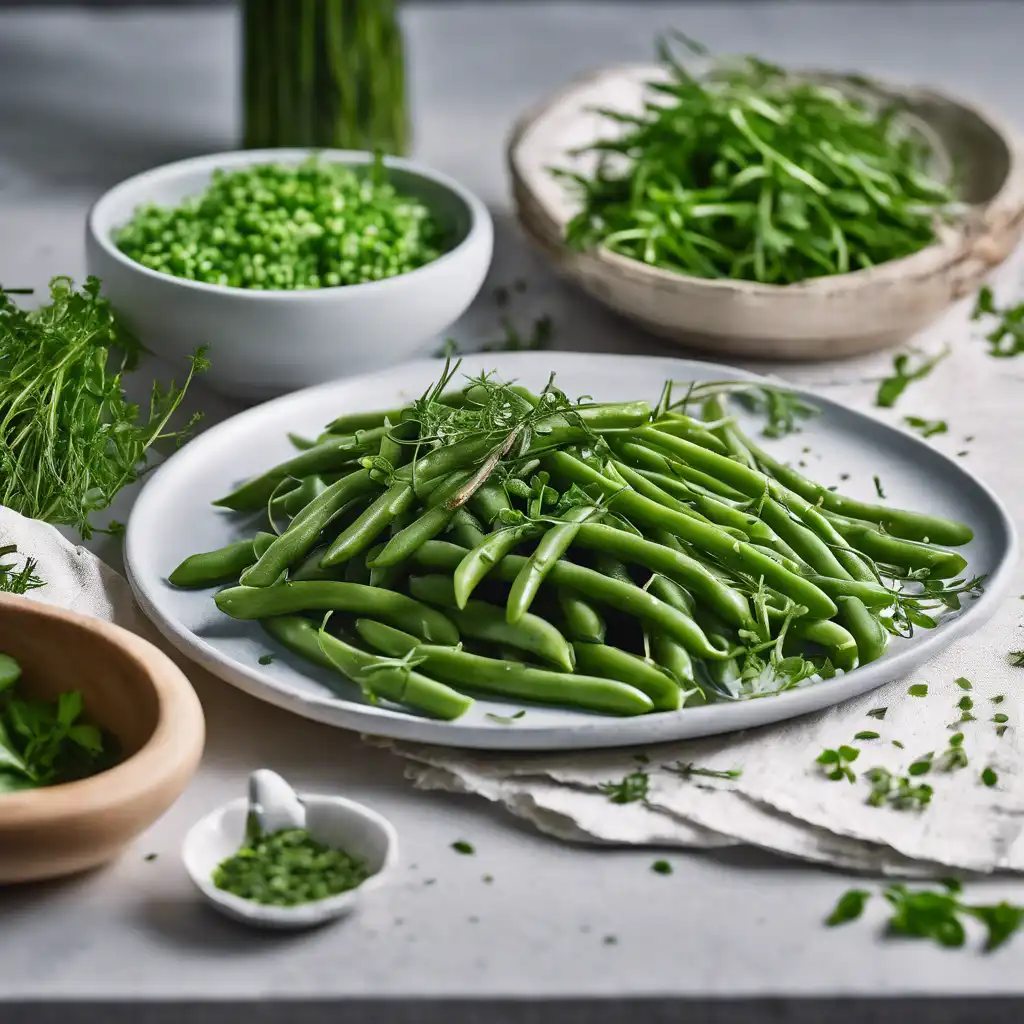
[170, 368, 976, 720]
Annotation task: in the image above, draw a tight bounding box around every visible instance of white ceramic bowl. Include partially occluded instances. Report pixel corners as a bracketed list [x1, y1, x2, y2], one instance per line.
[86, 149, 493, 398]
[182, 793, 399, 930]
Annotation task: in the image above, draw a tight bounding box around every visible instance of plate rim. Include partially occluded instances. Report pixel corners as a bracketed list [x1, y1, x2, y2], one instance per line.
[125, 351, 1019, 751]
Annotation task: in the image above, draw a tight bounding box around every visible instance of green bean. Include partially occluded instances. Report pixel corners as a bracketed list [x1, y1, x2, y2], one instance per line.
[836, 596, 888, 665]
[344, 551, 371, 584]
[288, 433, 316, 451]
[651, 632, 697, 691]
[215, 581, 459, 644]
[261, 614, 337, 670]
[545, 451, 836, 619]
[453, 523, 538, 608]
[324, 391, 466, 435]
[745, 438, 974, 547]
[506, 505, 602, 624]
[241, 470, 376, 587]
[802, 575, 895, 609]
[408, 575, 575, 672]
[823, 514, 967, 579]
[410, 540, 735, 661]
[169, 531, 277, 588]
[509, 386, 651, 432]
[652, 412, 729, 455]
[355, 620, 654, 716]
[759, 497, 854, 581]
[609, 460, 721, 528]
[572, 523, 753, 628]
[447, 508, 486, 548]
[789, 618, 859, 672]
[322, 480, 416, 567]
[700, 395, 758, 470]
[646, 572, 695, 616]
[271, 474, 327, 517]
[293, 544, 348, 582]
[467, 479, 512, 526]
[795, 504, 876, 583]
[591, 553, 634, 586]
[558, 591, 607, 644]
[614, 439, 749, 502]
[215, 429, 387, 511]
[369, 470, 471, 568]
[571, 642, 681, 711]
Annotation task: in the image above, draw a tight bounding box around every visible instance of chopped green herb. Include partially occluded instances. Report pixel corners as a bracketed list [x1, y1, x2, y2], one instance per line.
[451, 840, 475, 855]
[956, 677, 973, 691]
[903, 416, 948, 439]
[599, 769, 650, 804]
[666, 762, 742, 780]
[1010, 651, 1024, 667]
[982, 767, 998, 787]
[873, 475, 886, 499]
[866, 767, 932, 810]
[652, 860, 673, 875]
[957, 450, 969, 458]
[938, 734, 968, 771]
[867, 707, 888, 720]
[876, 347, 949, 409]
[997, 725, 1009, 738]
[212, 828, 369, 907]
[892, 740, 905, 749]
[854, 731, 880, 741]
[482, 874, 494, 884]
[993, 714, 1009, 724]
[144, 853, 158, 862]
[485, 710, 526, 725]
[0, 547, 45, 595]
[603, 935, 618, 946]
[816, 745, 859, 783]
[908, 684, 928, 697]
[258, 653, 274, 666]
[992, 695, 1005, 704]
[825, 889, 871, 926]
[958, 696, 974, 711]
[908, 757, 932, 777]
[970, 286, 1024, 359]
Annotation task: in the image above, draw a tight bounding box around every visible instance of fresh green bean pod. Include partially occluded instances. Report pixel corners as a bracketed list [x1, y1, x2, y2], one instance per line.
[355, 620, 654, 717]
[646, 572, 696, 616]
[610, 460, 722, 528]
[410, 540, 736, 661]
[260, 614, 337, 670]
[453, 523, 540, 608]
[312, 623, 472, 720]
[506, 505, 602, 624]
[700, 394, 759, 470]
[271, 474, 327, 517]
[591, 553, 634, 586]
[651, 412, 729, 455]
[241, 470, 377, 587]
[322, 480, 416, 567]
[802, 575, 895, 609]
[614, 439, 750, 503]
[823, 515, 968, 578]
[324, 391, 467, 435]
[571, 523, 754, 628]
[466, 479, 512, 526]
[408, 575, 575, 672]
[215, 580, 459, 644]
[169, 531, 276, 588]
[545, 451, 836, 619]
[759, 497, 854, 581]
[571, 641, 681, 711]
[214, 428, 387, 511]
[447, 508, 486, 549]
[288, 433, 316, 451]
[557, 591, 607, 644]
[836, 596, 888, 665]
[651, 632, 697, 691]
[789, 618, 859, 672]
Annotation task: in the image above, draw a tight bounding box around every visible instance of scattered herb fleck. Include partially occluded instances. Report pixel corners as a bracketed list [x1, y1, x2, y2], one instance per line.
[971, 285, 1024, 359]
[144, 853, 158, 862]
[599, 769, 650, 804]
[485, 710, 526, 725]
[258, 653, 274, 666]
[482, 874, 494, 884]
[992, 695, 1005, 705]
[993, 714, 1009, 724]
[982, 767, 998, 788]
[908, 684, 928, 697]
[652, 860, 673, 875]
[866, 767, 932, 810]
[956, 677, 973, 691]
[873, 475, 886, 499]
[666, 762, 742, 780]
[867, 707, 888, 720]
[603, 935, 618, 946]
[1010, 651, 1024, 667]
[903, 416, 948, 439]
[451, 841, 475, 855]
[958, 696, 974, 711]
[816, 745, 859, 782]
[825, 889, 871, 926]
[876, 347, 949, 408]
[854, 731, 880, 741]
[892, 740, 905, 749]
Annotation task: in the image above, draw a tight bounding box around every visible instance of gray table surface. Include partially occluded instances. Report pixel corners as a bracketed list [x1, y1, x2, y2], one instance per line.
[3, 3, 1024, 1021]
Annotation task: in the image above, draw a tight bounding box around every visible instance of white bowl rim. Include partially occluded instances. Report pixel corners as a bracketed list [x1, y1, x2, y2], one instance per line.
[87, 147, 492, 300]
[181, 792, 400, 925]
[507, 61, 1024, 296]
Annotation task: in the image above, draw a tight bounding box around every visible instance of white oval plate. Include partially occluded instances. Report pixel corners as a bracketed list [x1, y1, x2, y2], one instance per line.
[125, 352, 1017, 750]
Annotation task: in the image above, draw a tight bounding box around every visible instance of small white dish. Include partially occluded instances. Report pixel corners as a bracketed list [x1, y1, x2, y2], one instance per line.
[85, 148, 493, 398]
[182, 790, 399, 930]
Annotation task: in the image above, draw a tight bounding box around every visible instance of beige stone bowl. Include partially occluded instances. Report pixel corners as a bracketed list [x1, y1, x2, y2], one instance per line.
[508, 64, 1024, 360]
[0, 595, 205, 884]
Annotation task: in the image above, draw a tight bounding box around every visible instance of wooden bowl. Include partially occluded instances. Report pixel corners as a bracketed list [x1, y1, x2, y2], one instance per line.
[0, 594, 205, 883]
[508, 65, 1024, 360]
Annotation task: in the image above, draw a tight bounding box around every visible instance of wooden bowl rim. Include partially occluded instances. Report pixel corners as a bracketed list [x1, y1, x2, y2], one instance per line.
[0, 593, 205, 827]
[507, 62, 1024, 296]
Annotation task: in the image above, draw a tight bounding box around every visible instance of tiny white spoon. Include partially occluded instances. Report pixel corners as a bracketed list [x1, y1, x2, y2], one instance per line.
[183, 773, 399, 930]
[246, 768, 306, 840]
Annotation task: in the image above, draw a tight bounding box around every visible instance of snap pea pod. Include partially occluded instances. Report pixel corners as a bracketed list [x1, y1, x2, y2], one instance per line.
[323, 390, 467, 434]
[571, 641, 681, 711]
[646, 572, 696, 616]
[169, 531, 276, 588]
[506, 505, 603, 624]
[408, 574, 575, 672]
[453, 523, 539, 608]
[651, 632, 697, 691]
[759, 497, 854, 581]
[789, 618, 859, 673]
[651, 412, 729, 455]
[613, 439, 749, 502]
[214, 428, 388, 510]
[741, 436, 974, 547]
[557, 591, 607, 644]
[544, 450, 836, 619]
[241, 470, 376, 587]
[369, 470, 474, 568]
[836, 596, 889, 665]
[354, 620, 654, 717]
[410, 540, 735, 661]
[822, 514, 968, 579]
[262, 616, 471, 720]
[214, 581, 459, 645]
[571, 522, 753, 629]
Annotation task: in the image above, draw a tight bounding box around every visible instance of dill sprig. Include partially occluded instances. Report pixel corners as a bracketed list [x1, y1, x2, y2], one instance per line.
[0, 278, 207, 537]
[0, 545, 45, 594]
